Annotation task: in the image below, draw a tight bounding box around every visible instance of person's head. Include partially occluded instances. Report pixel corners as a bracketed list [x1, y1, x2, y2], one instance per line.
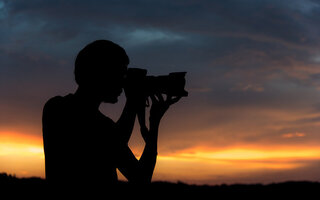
[74, 40, 129, 103]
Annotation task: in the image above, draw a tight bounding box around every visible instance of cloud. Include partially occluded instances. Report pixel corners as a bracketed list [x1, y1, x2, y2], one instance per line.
[6, 0, 319, 50]
[2, 0, 320, 119]
[282, 132, 307, 138]
[230, 83, 264, 92]
[188, 87, 212, 93]
[124, 28, 186, 46]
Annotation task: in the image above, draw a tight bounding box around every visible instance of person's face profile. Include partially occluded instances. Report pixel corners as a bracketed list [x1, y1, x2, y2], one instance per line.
[96, 64, 127, 104]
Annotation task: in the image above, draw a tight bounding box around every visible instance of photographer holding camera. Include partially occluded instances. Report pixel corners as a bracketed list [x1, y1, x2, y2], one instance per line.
[42, 40, 186, 186]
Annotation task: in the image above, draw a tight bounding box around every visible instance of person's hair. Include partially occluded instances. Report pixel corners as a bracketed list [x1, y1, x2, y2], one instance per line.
[74, 40, 129, 86]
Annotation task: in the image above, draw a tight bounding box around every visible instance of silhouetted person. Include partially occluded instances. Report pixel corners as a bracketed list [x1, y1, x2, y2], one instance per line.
[42, 40, 181, 187]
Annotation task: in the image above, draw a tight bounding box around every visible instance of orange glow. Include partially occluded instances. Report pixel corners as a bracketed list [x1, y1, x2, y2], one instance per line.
[0, 131, 45, 178]
[177, 146, 320, 161]
[151, 145, 320, 183]
[2, 131, 320, 184]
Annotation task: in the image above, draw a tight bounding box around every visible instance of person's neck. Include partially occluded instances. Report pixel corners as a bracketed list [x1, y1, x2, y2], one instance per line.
[74, 87, 101, 111]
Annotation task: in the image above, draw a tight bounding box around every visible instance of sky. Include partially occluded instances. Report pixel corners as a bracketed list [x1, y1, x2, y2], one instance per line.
[1, 0, 320, 185]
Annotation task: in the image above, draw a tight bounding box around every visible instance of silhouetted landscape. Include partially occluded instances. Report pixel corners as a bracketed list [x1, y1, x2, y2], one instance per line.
[1, 172, 319, 197]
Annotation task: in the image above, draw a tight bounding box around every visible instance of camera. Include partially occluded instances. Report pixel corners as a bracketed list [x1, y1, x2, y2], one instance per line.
[125, 68, 188, 97]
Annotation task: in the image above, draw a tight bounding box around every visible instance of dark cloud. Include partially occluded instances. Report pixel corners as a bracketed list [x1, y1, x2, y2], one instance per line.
[1, 0, 319, 112]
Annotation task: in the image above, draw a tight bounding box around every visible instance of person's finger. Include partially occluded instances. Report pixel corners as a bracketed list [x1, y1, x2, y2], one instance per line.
[155, 93, 164, 103]
[150, 94, 157, 103]
[166, 95, 172, 101]
[168, 96, 182, 105]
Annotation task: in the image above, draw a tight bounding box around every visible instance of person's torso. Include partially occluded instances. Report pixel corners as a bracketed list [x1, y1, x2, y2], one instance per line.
[44, 94, 120, 184]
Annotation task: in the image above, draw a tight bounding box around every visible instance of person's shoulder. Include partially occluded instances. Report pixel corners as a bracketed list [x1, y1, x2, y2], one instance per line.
[45, 95, 64, 105]
[43, 94, 73, 112]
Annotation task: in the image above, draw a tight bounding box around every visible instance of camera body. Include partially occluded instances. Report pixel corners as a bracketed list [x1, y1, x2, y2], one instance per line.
[126, 68, 188, 97]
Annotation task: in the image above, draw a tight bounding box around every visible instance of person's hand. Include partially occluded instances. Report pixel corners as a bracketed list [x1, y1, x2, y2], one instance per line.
[149, 93, 182, 127]
[123, 78, 147, 109]
[139, 94, 181, 144]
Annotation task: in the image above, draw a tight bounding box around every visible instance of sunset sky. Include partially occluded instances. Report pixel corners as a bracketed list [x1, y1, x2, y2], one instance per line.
[1, 0, 320, 185]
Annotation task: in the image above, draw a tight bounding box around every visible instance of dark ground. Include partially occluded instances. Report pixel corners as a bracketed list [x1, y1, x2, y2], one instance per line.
[1, 173, 319, 198]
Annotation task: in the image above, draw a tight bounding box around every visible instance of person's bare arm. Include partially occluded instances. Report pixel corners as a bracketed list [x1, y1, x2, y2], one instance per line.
[116, 75, 147, 144]
[116, 100, 139, 144]
[117, 94, 181, 183]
